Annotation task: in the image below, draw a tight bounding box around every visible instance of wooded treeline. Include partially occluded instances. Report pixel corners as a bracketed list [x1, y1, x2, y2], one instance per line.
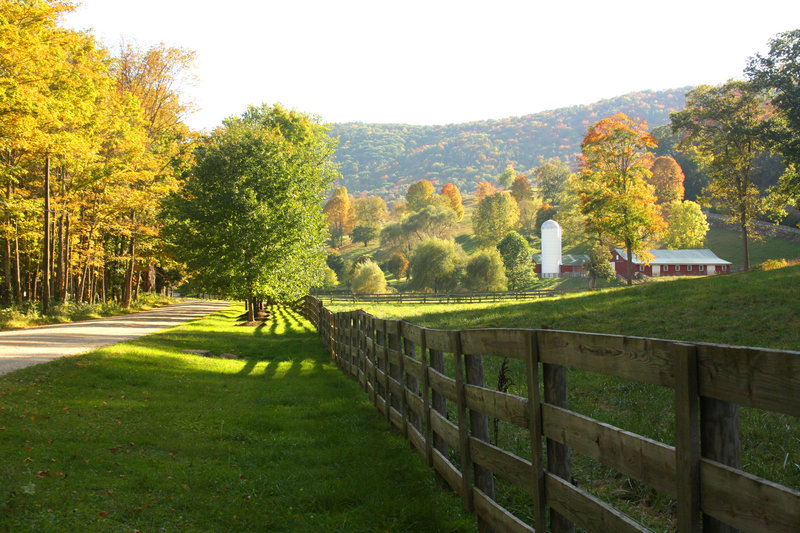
[1, 1, 194, 311]
[328, 89, 689, 200]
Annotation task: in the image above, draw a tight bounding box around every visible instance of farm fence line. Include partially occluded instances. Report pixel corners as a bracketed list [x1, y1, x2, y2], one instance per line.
[310, 289, 561, 305]
[295, 295, 800, 533]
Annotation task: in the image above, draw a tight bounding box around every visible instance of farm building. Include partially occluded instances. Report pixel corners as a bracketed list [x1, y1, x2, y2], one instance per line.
[532, 253, 589, 277]
[611, 249, 732, 277]
[533, 220, 589, 278]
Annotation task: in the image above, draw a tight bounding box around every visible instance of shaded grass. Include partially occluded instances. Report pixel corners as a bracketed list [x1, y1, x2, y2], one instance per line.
[705, 226, 800, 267]
[0, 304, 474, 532]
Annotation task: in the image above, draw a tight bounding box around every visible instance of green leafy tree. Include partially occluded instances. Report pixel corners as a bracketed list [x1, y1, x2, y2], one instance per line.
[473, 192, 520, 246]
[533, 158, 571, 204]
[497, 165, 516, 188]
[326, 251, 345, 278]
[352, 225, 379, 247]
[351, 259, 388, 294]
[403, 204, 457, 241]
[671, 81, 773, 271]
[409, 238, 465, 293]
[353, 195, 388, 227]
[579, 113, 665, 285]
[164, 104, 337, 320]
[534, 203, 557, 237]
[496, 231, 535, 290]
[746, 29, 800, 204]
[406, 179, 435, 211]
[584, 243, 615, 289]
[466, 249, 507, 292]
[662, 200, 709, 249]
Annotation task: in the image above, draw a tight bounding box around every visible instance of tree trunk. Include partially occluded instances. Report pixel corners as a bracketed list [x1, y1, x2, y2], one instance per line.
[42, 154, 51, 313]
[740, 213, 749, 272]
[625, 240, 634, 286]
[61, 213, 71, 302]
[12, 225, 21, 304]
[122, 212, 136, 308]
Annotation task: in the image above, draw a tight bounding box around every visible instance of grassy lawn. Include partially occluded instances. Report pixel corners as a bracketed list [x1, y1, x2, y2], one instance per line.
[0, 304, 474, 532]
[327, 265, 800, 531]
[705, 226, 800, 267]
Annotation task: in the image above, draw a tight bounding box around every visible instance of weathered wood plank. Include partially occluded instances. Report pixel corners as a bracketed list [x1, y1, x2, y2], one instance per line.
[543, 362, 573, 533]
[697, 343, 800, 417]
[545, 473, 650, 533]
[464, 384, 529, 429]
[425, 328, 454, 352]
[428, 368, 458, 402]
[404, 356, 425, 382]
[386, 347, 402, 366]
[700, 458, 800, 533]
[408, 423, 426, 458]
[526, 331, 547, 533]
[460, 329, 531, 360]
[387, 376, 403, 399]
[430, 409, 460, 450]
[433, 448, 463, 498]
[405, 388, 424, 418]
[541, 403, 677, 497]
[389, 405, 403, 430]
[472, 487, 535, 533]
[400, 321, 425, 345]
[469, 436, 536, 495]
[538, 329, 675, 388]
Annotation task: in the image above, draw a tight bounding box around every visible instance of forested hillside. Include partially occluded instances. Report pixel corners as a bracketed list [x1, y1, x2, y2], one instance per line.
[329, 88, 690, 200]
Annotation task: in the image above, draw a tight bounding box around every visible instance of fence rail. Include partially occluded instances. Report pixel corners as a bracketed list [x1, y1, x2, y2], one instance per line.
[296, 295, 800, 533]
[310, 289, 560, 305]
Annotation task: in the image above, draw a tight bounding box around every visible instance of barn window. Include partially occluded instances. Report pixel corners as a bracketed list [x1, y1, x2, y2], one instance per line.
[688, 265, 692, 271]
[699, 265, 705, 271]
[664, 265, 669, 272]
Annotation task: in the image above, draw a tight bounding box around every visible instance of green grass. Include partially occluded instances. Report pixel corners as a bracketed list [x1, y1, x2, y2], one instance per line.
[0, 293, 178, 331]
[705, 226, 800, 268]
[327, 265, 800, 531]
[0, 304, 474, 532]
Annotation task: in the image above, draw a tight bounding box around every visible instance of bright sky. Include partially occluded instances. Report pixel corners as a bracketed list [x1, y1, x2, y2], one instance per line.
[65, 0, 800, 132]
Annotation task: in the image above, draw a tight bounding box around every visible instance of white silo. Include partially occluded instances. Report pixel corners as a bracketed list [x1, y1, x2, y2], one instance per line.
[541, 219, 562, 278]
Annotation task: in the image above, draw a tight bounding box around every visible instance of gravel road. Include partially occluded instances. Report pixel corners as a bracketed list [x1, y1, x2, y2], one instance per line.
[0, 300, 231, 376]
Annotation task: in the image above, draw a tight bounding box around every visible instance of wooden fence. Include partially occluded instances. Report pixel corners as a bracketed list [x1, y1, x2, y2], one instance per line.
[311, 289, 560, 305]
[296, 295, 800, 532]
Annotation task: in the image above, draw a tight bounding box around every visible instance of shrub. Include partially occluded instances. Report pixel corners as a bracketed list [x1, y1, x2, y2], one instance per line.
[351, 260, 388, 294]
[466, 249, 508, 292]
[409, 238, 465, 293]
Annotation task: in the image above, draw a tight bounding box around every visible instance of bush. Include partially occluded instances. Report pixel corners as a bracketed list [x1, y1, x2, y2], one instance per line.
[761, 258, 788, 271]
[384, 252, 410, 280]
[466, 249, 508, 292]
[409, 238, 465, 293]
[351, 260, 388, 294]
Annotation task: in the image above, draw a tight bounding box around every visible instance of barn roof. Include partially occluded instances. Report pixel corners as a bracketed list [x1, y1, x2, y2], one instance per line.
[614, 249, 732, 266]
[532, 254, 589, 265]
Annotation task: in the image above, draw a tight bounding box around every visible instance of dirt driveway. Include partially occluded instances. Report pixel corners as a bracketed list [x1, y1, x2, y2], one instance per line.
[0, 300, 231, 376]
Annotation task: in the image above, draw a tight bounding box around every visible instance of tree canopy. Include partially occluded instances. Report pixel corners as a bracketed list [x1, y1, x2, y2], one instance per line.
[165, 104, 337, 315]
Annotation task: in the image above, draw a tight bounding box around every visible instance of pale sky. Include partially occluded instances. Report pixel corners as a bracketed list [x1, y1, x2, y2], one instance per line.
[64, 0, 800, 132]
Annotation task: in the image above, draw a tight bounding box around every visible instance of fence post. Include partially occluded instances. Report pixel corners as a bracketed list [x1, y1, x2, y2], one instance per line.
[526, 331, 546, 533]
[675, 344, 701, 533]
[402, 325, 421, 434]
[543, 361, 574, 533]
[429, 345, 449, 487]
[701, 396, 740, 533]
[451, 331, 474, 512]
[463, 346, 495, 533]
[388, 321, 402, 422]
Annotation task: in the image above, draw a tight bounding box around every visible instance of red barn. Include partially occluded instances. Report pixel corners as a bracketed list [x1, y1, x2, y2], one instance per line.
[612, 249, 732, 278]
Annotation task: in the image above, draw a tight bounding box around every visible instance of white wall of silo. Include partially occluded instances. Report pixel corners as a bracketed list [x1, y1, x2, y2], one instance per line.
[541, 219, 562, 278]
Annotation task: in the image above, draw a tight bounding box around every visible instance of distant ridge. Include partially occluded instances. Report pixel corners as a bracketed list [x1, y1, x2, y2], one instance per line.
[328, 87, 690, 200]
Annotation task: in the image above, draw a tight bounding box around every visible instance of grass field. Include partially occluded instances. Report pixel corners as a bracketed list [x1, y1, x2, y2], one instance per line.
[705, 226, 800, 267]
[326, 264, 800, 531]
[0, 304, 474, 532]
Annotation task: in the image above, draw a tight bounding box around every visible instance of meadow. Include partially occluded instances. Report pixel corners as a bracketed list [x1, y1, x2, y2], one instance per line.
[0, 304, 474, 532]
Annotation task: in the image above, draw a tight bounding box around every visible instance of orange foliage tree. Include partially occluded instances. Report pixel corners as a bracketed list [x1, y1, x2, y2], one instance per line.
[475, 180, 497, 201]
[578, 113, 665, 285]
[649, 156, 685, 205]
[440, 182, 464, 221]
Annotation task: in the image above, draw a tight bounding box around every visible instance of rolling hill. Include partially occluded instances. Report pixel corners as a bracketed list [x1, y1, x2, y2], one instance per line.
[328, 87, 691, 200]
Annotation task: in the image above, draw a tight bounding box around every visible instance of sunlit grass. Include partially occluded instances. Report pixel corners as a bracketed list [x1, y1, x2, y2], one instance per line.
[0, 303, 474, 532]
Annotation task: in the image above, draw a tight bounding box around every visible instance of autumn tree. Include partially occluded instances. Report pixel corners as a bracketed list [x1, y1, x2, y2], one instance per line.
[510, 174, 532, 203]
[465, 249, 507, 292]
[475, 180, 497, 200]
[662, 200, 709, 249]
[473, 192, 520, 246]
[406, 179, 435, 211]
[579, 113, 665, 285]
[384, 252, 409, 280]
[649, 156, 685, 205]
[440, 182, 464, 220]
[353, 195, 388, 228]
[323, 187, 354, 247]
[165, 104, 337, 320]
[671, 82, 773, 271]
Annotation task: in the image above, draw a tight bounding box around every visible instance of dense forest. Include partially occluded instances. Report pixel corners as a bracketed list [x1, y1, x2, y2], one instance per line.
[328, 88, 690, 200]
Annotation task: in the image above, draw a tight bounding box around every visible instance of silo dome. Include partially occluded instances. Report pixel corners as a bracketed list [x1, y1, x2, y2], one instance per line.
[541, 219, 562, 278]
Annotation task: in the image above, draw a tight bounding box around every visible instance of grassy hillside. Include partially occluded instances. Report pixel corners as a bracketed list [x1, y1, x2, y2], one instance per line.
[330, 264, 800, 351]
[705, 226, 800, 268]
[329, 88, 689, 200]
